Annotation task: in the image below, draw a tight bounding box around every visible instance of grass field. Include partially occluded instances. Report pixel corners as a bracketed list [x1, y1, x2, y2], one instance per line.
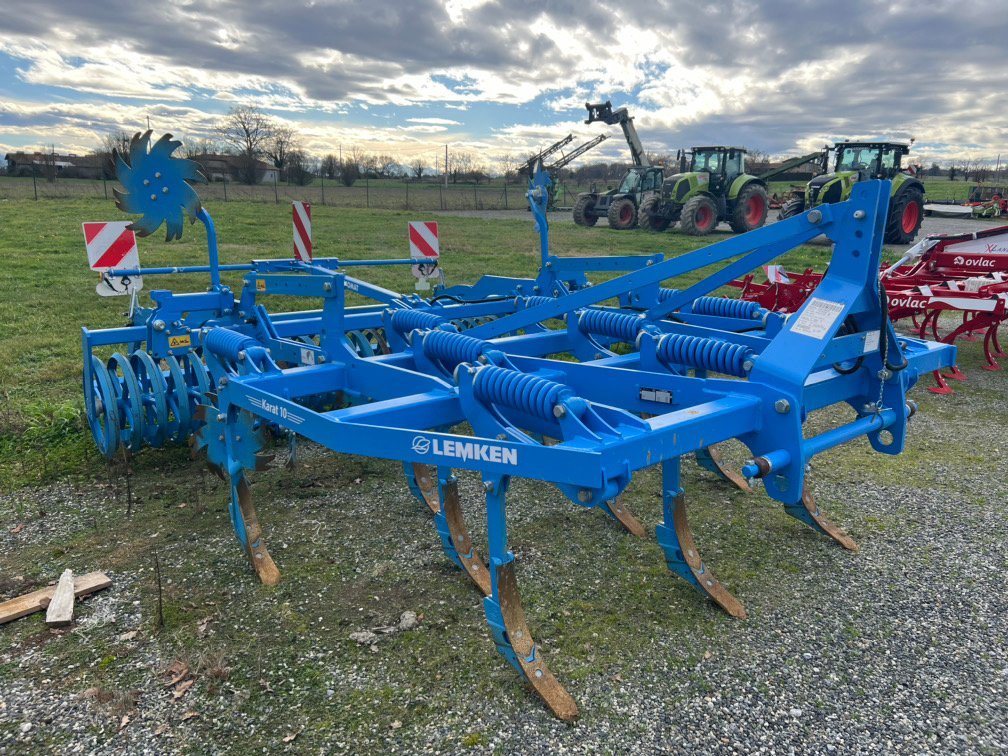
[0, 197, 1003, 752]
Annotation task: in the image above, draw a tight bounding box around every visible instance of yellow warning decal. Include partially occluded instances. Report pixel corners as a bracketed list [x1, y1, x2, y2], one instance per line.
[169, 334, 192, 349]
[256, 279, 267, 291]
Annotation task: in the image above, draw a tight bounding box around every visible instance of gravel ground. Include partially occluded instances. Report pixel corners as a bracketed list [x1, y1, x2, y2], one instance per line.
[2, 339, 1007, 753]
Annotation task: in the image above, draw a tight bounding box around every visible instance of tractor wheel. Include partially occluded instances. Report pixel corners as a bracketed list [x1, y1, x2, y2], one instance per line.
[607, 197, 638, 230]
[885, 187, 924, 244]
[729, 183, 769, 233]
[679, 195, 719, 236]
[573, 195, 597, 227]
[637, 196, 672, 232]
[777, 197, 806, 220]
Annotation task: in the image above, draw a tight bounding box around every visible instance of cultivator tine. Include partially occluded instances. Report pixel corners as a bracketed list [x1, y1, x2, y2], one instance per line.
[410, 463, 440, 514]
[784, 484, 858, 552]
[255, 453, 274, 472]
[695, 445, 753, 493]
[442, 478, 491, 596]
[657, 490, 747, 619]
[235, 475, 281, 585]
[603, 498, 646, 538]
[206, 460, 227, 480]
[496, 562, 578, 721]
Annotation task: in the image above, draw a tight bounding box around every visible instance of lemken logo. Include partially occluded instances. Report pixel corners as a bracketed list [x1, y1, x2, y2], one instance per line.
[410, 434, 518, 465]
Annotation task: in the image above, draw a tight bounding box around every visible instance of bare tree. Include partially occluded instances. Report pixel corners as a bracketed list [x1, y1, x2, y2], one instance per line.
[285, 149, 315, 186]
[745, 148, 771, 174]
[948, 163, 958, 182]
[94, 130, 132, 178]
[449, 150, 474, 183]
[411, 157, 426, 180]
[321, 154, 339, 179]
[265, 125, 299, 183]
[217, 105, 275, 184]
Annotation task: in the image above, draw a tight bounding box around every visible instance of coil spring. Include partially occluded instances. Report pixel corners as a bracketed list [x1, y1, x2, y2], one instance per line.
[391, 309, 445, 335]
[424, 329, 488, 368]
[204, 328, 259, 362]
[691, 296, 764, 320]
[473, 366, 568, 420]
[657, 334, 754, 377]
[577, 308, 644, 343]
[525, 295, 564, 309]
[658, 287, 681, 302]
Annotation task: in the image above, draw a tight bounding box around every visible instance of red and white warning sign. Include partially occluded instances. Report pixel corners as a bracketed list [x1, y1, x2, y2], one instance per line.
[292, 201, 312, 262]
[82, 221, 142, 296]
[408, 221, 439, 261]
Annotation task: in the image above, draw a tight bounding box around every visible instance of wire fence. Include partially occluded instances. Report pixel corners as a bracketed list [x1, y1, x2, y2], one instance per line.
[0, 174, 591, 210]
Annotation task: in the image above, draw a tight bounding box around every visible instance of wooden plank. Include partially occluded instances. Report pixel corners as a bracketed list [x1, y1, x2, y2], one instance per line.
[45, 569, 75, 627]
[0, 572, 112, 626]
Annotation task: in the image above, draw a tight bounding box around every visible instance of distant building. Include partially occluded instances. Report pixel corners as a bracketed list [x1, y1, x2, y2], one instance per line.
[4, 151, 107, 179]
[188, 153, 279, 184]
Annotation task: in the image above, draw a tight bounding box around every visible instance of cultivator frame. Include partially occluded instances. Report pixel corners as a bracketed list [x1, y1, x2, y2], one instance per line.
[733, 226, 1008, 393]
[81, 132, 954, 720]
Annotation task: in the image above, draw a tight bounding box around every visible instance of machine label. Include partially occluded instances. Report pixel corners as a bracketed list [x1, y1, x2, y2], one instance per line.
[863, 330, 880, 353]
[256, 279, 267, 291]
[790, 297, 845, 339]
[168, 334, 192, 349]
[411, 435, 517, 465]
[300, 347, 316, 365]
[639, 387, 672, 404]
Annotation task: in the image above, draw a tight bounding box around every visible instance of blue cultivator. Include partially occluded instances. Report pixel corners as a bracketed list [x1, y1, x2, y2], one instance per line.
[81, 137, 954, 720]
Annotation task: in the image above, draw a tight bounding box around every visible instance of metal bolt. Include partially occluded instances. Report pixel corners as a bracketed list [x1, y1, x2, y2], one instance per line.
[162, 186, 169, 194]
[553, 404, 566, 418]
[774, 398, 791, 414]
[323, 282, 332, 292]
[216, 413, 225, 422]
[155, 172, 162, 179]
[237, 350, 246, 361]
[477, 355, 488, 364]
[853, 209, 866, 220]
[317, 355, 326, 363]
[807, 209, 822, 224]
[578, 489, 592, 503]
[742, 358, 755, 372]
[467, 366, 477, 375]
[483, 481, 494, 493]
[150, 194, 157, 201]
[646, 259, 654, 266]
[235, 436, 242, 442]
[877, 369, 892, 381]
[143, 178, 150, 186]
[153, 320, 166, 331]
[219, 376, 229, 386]
[218, 434, 225, 442]
[496, 434, 507, 440]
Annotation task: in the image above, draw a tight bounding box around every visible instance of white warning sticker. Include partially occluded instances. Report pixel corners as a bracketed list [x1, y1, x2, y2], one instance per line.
[300, 347, 316, 365]
[863, 330, 880, 353]
[790, 297, 845, 340]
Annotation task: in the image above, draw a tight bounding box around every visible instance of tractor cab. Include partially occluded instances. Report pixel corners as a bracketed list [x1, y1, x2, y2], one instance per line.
[687, 147, 747, 194]
[833, 142, 909, 181]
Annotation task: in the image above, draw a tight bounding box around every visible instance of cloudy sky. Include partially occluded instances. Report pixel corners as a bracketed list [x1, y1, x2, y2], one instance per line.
[1, 0, 1006, 169]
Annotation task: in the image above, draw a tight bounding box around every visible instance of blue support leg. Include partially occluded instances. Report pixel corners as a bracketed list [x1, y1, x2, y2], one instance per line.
[480, 476, 578, 721]
[655, 458, 747, 619]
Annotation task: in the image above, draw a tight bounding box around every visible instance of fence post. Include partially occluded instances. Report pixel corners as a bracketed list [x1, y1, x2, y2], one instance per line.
[273, 172, 279, 204]
[32, 163, 38, 201]
[321, 173, 325, 206]
[504, 181, 508, 210]
[473, 183, 477, 209]
[439, 183, 444, 210]
[405, 180, 409, 210]
[223, 175, 228, 202]
[366, 176, 370, 208]
[103, 177, 108, 200]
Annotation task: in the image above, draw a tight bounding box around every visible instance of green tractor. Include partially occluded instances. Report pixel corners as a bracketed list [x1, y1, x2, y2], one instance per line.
[778, 141, 925, 244]
[637, 146, 769, 235]
[572, 165, 665, 230]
